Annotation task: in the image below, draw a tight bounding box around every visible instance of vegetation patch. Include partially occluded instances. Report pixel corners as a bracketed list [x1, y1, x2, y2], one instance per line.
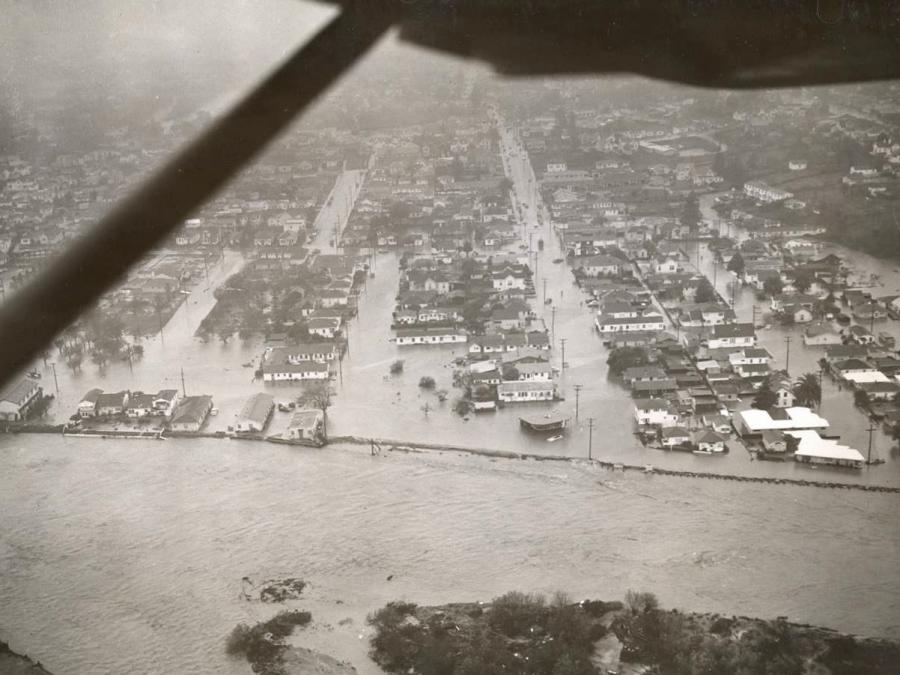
[259, 578, 308, 603]
[226, 609, 312, 674]
[368, 591, 900, 675]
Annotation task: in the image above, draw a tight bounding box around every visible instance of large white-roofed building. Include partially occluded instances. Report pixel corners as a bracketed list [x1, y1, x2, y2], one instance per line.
[788, 430, 865, 469]
[732, 406, 829, 438]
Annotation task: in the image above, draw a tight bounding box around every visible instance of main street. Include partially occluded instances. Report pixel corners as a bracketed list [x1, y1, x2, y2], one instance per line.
[310, 168, 366, 253]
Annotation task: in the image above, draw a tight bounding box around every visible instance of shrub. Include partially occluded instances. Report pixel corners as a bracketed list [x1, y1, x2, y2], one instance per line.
[418, 376, 436, 389]
[488, 591, 546, 637]
[453, 398, 473, 416]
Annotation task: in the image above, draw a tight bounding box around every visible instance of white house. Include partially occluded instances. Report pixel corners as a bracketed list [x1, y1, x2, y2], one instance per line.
[235, 393, 275, 433]
[661, 426, 691, 448]
[634, 398, 680, 427]
[262, 357, 329, 381]
[708, 323, 756, 349]
[803, 323, 842, 347]
[743, 180, 793, 203]
[596, 313, 666, 334]
[497, 381, 555, 403]
[0, 378, 42, 422]
[694, 430, 727, 453]
[395, 328, 467, 346]
[307, 317, 341, 339]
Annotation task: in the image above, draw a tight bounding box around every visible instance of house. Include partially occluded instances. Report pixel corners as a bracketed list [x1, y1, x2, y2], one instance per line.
[803, 323, 842, 347]
[728, 348, 772, 369]
[0, 378, 42, 422]
[621, 366, 668, 387]
[78, 388, 102, 418]
[515, 362, 554, 382]
[634, 398, 679, 427]
[125, 392, 156, 418]
[859, 381, 900, 401]
[491, 307, 523, 330]
[595, 313, 666, 334]
[153, 389, 181, 416]
[702, 413, 732, 435]
[708, 323, 756, 349]
[577, 254, 623, 277]
[283, 408, 325, 442]
[825, 344, 869, 364]
[497, 381, 555, 403]
[789, 429, 864, 469]
[169, 395, 213, 432]
[235, 393, 275, 433]
[96, 391, 130, 416]
[307, 317, 341, 339]
[694, 430, 727, 453]
[281, 343, 338, 363]
[743, 180, 793, 203]
[761, 429, 788, 454]
[263, 356, 330, 382]
[395, 327, 467, 346]
[768, 371, 796, 408]
[846, 324, 877, 345]
[833, 359, 886, 384]
[661, 426, 691, 448]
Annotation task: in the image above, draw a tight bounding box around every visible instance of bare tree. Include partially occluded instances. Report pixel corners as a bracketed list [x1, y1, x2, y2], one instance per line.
[300, 381, 333, 439]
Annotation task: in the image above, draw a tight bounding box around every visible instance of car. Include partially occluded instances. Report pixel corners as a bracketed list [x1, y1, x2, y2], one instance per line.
[552, 258, 564, 264]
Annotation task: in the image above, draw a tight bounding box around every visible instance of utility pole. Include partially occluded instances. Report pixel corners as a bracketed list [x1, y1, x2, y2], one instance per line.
[573, 384, 583, 421]
[867, 422, 877, 465]
[50, 362, 59, 395]
[784, 336, 792, 374]
[560, 338, 567, 373]
[180, 367, 187, 397]
[752, 305, 760, 328]
[551, 305, 556, 339]
[587, 417, 594, 461]
[543, 278, 548, 304]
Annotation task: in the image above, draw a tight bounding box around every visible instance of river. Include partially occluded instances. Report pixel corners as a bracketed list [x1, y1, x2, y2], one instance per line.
[0, 436, 898, 675]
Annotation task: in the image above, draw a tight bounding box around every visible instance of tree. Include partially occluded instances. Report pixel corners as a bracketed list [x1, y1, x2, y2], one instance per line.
[763, 274, 784, 298]
[793, 373, 822, 408]
[726, 250, 745, 277]
[390, 360, 404, 375]
[301, 381, 333, 439]
[607, 347, 650, 377]
[854, 389, 871, 411]
[753, 381, 777, 410]
[694, 279, 717, 304]
[418, 376, 436, 389]
[501, 363, 520, 381]
[680, 192, 702, 233]
[792, 271, 814, 294]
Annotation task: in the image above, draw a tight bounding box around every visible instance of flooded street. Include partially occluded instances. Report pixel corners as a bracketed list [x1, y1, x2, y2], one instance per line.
[0, 436, 898, 675]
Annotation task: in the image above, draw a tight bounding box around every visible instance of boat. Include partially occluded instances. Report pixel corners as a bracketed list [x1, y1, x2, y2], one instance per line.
[27, 370, 40, 379]
[546, 435, 563, 442]
[242, 361, 254, 368]
[519, 412, 570, 432]
[210, 408, 219, 416]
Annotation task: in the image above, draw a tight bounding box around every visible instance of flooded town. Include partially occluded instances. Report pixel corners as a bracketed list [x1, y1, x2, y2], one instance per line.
[2, 3, 900, 675]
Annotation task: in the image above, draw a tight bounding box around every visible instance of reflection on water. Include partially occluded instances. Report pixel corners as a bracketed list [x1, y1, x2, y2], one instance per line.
[0, 436, 898, 674]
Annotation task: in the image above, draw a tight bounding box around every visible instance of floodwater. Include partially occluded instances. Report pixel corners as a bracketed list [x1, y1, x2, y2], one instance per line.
[0, 437, 898, 675]
[21, 153, 900, 488]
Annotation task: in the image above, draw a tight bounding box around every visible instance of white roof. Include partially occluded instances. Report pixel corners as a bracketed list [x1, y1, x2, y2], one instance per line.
[788, 430, 865, 463]
[735, 407, 829, 432]
[842, 371, 890, 384]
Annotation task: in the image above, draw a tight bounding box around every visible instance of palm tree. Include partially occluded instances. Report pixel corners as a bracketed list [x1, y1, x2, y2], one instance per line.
[793, 372, 822, 408]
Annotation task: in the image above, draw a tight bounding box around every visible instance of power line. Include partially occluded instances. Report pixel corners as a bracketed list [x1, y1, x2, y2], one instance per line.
[784, 336, 792, 374]
[573, 384, 583, 421]
[587, 417, 594, 461]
